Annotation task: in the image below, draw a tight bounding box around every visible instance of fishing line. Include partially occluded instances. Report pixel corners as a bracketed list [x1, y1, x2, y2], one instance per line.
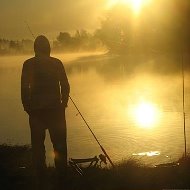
[24, 21, 35, 39]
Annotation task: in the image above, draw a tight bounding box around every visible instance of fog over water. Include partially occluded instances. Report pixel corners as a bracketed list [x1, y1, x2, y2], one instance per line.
[0, 52, 190, 166]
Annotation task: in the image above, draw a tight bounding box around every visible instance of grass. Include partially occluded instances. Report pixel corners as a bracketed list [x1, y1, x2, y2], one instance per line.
[0, 144, 190, 190]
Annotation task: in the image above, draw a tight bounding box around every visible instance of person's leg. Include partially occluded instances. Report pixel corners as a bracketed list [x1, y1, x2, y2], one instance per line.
[48, 110, 67, 177]
[29, 112, 47, 176]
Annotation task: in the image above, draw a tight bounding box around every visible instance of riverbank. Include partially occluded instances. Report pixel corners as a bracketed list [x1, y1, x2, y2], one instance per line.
[0, 144, 190, 190]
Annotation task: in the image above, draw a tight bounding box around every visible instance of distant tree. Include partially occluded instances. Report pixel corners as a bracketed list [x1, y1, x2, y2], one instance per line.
[21, 39, 33, 53]
[53, 29, 105, 52]
[95, 0, 190, 54]
[9, 40, 21, 53]
[95, 4, 133, 54]
[55, 32, 72, 51]
[1, 38, 38, 54]
[57, 32, 72, 45]
[73, 30, 91, 50]
[0, 39, 9, 54]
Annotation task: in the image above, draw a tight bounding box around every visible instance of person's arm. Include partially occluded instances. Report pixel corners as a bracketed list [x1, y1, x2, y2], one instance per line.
[21, 62, 31, 114]
[59, 61, 70, 107]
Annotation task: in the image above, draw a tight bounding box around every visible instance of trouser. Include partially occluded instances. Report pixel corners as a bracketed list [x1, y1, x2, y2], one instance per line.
[29, 109, 67, 177]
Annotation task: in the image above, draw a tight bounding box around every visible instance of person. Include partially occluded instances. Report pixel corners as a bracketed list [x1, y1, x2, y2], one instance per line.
[21, 35, 70, 186]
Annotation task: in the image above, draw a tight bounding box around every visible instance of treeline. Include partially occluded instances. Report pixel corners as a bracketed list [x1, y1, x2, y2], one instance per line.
[95, 0, 190, 54]
[0, 30, 105, 55]
[1, 0, 190, 56]
[0, 39, 33, 55]
[53, 30, 104, 52]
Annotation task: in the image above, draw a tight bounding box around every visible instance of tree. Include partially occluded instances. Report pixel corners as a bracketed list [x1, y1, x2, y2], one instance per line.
[95, 0, 190, 54]
[94, 4, 134, 54]
[57, 32, 72, 45]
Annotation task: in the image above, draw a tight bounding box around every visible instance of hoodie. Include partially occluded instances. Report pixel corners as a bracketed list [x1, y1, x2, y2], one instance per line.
[21, 35, 70, 111]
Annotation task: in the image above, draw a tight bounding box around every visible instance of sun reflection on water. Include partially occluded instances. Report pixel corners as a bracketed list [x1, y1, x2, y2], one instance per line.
[133, 151, 160, 157]
[129, 101, 161, 129]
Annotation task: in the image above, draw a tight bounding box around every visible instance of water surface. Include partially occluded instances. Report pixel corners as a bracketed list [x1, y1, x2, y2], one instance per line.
[0, 52, 189, 166]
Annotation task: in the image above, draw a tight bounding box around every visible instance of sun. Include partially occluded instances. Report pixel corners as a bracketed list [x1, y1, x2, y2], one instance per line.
[131, 102, 160, 128]
[129, 0, 144, 13]
[106, 0, 151, 14]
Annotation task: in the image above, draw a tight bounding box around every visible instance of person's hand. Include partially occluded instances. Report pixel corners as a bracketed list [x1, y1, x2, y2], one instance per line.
[25, 110, 31, 115]
[61, 102, 67, 109]
[24, 107, 31, 115]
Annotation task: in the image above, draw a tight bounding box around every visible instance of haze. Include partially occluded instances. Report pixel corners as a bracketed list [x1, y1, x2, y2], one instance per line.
[0, 0, 109, 39]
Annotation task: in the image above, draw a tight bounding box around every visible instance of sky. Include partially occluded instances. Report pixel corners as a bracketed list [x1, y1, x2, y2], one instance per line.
[1, 0, 189, 40]
[0, 0, 109, 40]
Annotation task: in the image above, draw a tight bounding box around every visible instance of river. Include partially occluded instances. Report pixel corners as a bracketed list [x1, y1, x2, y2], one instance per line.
[0, 52, 189, 166]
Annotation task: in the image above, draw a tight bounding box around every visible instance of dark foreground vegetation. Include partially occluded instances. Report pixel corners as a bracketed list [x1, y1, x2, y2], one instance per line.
[0, 144, 190, 190]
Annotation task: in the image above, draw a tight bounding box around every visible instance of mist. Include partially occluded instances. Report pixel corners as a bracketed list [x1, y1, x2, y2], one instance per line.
[0, 0, 107, 39]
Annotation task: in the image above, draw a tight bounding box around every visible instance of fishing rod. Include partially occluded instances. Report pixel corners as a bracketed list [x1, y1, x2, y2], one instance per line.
[24, 21, 35, 39]
[69, 96, 115, 168]
[181, 52, 187, 158]
[25, 21, 115, 167]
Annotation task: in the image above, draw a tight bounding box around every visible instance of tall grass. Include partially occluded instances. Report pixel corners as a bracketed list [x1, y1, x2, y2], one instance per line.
[0, 144, 189, 190]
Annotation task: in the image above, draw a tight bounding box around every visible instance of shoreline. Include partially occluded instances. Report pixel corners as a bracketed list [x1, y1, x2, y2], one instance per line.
[0, 144, 189, 189]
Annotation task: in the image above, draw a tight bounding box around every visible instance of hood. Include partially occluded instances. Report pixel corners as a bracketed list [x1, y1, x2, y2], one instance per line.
[34, 35, 50, 57]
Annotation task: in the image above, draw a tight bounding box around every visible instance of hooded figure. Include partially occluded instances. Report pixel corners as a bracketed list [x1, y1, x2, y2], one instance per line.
[22, 35, 69, 111]
[21, 35, 70, 187]
[34, 35, 50, 56]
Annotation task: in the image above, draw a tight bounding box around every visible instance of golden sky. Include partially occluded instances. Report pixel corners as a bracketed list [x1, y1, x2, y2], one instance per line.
[0, 0, 108, 39]
[0, 0, 189, 40]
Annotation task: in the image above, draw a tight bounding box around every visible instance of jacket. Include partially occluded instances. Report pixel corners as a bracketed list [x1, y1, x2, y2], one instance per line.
[21, 35, 70, 111]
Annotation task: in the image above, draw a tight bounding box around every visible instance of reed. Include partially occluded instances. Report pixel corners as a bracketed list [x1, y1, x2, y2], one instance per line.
[0, 144, 189, 190]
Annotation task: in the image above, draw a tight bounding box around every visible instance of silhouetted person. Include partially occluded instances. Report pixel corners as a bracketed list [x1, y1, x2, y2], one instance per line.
[21, 35, 70, 187]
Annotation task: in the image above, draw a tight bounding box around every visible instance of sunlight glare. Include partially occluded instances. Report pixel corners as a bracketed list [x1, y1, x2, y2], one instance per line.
[106, 0, 152, 14]
[132, 102, 160, 128]
[129, 0, 143, 13]
[133, 151, 160, 157]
